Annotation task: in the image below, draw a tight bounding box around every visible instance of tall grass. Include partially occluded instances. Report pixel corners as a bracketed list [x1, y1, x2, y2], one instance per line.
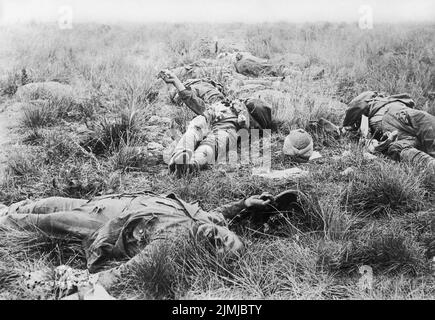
[0, 22, 434, 300]
[344, 161, 427, 217]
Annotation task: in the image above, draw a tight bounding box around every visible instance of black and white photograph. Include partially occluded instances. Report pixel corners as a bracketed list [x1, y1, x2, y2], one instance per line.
[0, 0, 434, 305]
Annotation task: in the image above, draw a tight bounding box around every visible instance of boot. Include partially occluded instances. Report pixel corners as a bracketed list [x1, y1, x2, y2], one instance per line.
[168, 150, 192, 177]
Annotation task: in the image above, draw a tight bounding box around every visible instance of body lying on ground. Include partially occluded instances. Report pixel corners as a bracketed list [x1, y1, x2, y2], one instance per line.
[159, 70, 273, 176]
[0, 190, 304, 288]
[343, 91, 435, 172]
[170, 52, 298, 80]
[234, 52, 300, 78]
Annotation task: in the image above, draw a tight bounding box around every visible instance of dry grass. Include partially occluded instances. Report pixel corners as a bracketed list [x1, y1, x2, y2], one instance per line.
[0, 21, 434, 300]
[344, 161, 427, 217]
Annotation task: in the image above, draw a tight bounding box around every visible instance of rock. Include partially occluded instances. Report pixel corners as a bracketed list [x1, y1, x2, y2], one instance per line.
[308, 66, 325, 80]
[363, 152, 377, 161]
[147, 142, 164, 152]
[309, 151, 322, 161]
[15, 81, 78, 103]
[148, 116, 171, 126]
[341, 167, 355, 176]
[252, 167, 309, 180]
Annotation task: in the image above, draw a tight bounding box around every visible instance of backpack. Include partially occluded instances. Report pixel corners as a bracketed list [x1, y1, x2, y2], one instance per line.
[243, 98, 273, 129]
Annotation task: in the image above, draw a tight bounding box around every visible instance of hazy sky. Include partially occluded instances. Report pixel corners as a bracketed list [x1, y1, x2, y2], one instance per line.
[1, 0, 434, 24]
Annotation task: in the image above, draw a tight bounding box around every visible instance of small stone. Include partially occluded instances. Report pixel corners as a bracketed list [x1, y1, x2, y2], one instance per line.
[341, 167, 355, 176]
[252, 167, 308, 180]
[309, 151, 322, 161]
[148, 115, 171, 126]
[147, 142, 164, 152]
[363, 152, 377, 160]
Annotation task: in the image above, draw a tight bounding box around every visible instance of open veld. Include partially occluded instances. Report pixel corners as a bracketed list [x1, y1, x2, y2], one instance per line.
[0, 22, 434, 299]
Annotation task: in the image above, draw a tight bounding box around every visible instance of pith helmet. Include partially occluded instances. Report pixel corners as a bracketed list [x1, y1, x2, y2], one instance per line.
[283, 129, 313, 160]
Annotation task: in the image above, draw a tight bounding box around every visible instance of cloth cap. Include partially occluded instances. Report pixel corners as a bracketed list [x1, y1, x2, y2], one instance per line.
[342, 91, 378, 128]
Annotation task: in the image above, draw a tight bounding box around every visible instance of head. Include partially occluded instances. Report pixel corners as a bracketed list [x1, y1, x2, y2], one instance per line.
[283, 129, 314, 161]
[193, 223, 244, 258]
[342, 91, 379, 129]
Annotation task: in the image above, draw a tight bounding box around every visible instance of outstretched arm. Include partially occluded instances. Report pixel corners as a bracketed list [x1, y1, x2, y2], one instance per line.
[159, 69, 206, 115]
[214, 199, 247, 220]
[214, 193, 274, 220]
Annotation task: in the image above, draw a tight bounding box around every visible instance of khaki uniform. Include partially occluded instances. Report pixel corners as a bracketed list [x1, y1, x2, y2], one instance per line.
[172, 79, 249, 166]
[370, 102, 435, 170]
[235, 58, 295, 78]
[343, 92, 435, 170]
[0, 192, 245, 272]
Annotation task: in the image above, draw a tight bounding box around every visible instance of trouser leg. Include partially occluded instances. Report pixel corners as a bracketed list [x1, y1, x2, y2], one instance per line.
[410, 109, 435, 157]
[6, 197, 88, 215]
[188, 128, 238, 171]
[400, 148, 435, 171]
[199, 127, 238, 165]
[0, 211, 103, 238]
[171, 115, 210, 164]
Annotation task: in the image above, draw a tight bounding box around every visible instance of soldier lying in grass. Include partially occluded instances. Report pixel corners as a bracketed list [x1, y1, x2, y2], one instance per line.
[159, 70, 273, 176]
[342, 91, 435, 173]
[0, 190, 303, 288]
[234, 52, 301, 78]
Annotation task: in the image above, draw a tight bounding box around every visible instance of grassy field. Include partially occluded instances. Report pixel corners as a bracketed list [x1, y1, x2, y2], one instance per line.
[0, 22, 434, 300]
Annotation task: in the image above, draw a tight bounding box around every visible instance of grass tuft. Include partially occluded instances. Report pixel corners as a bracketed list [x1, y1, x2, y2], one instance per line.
[343, 161, 427, 217]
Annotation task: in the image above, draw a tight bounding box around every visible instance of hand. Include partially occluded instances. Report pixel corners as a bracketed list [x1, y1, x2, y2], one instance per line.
[364, 138, 379, 153]
[158, 69, 178, 84]
[96, 269, 120, 289]
[244, 193, 274, 210]
[374, 130, 398, 153]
